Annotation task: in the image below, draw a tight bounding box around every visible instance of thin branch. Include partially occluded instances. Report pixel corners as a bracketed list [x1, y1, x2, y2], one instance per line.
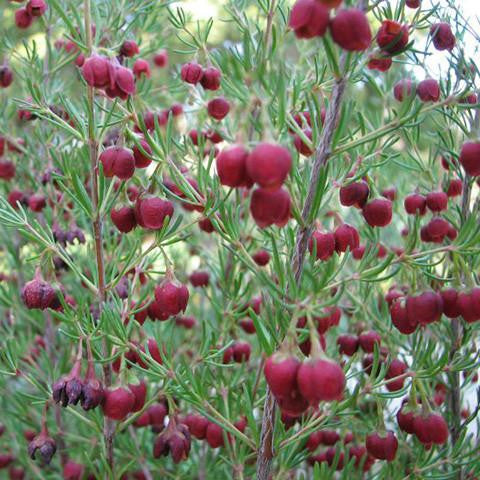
[255, 31, 348, 480]
[256, 2, 370, 477]
[83, 0, 114, 475]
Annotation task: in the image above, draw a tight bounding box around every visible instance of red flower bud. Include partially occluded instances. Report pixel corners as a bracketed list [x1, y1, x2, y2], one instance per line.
[200, 67, 221, 90]
[102, 387, 135, 420]
[362, 198, 392, 227]
[0, 161, 15, 180]
[288, 0, 329, 39]
[134, 196, 174, 230]
[376, 20, 409, 54]
[416, 78, 440, 102]
[406, 291, 443, 325]
[250, 187, 291, 228]
[100, 146, 135, 180]
[207, 97, 230, 120]
[154, 278, 189, 318]
[385, 358, 407, 392]
[367, 55, 392, 72]
[329, 9, 372, 52]
[133, 59, 151, 79]
[15, 8, 33, 29]
[232, 341, 251, 363]
[349, 445, 374, 471]
[406, 0, 420, 7]
[358, 330, 381, 353]
[189, 270, 209, 287]
[147, 338, 163, 364]
[440, 288, 461, 318]
[459, 141, 480, 177]
[298, 358, 345, 404]
[128, 380, 147, 412]
[22, 275, 56, 310]
[107, 65, 136, 100]
[176, 315, 196, 329]
[63, 460, 85, 480]
[246, 142, 292, 190]
[111, 206, 137, 233]
[339, 180, 369, 208]
[199, 217, 214, 233]
[446, 178, 462, 197]
[120, 40, 140, 57]
[430, 23, 455, 51]
[264, 352, 301, 399]
[413, 412, 448, 445]
[390, 297, 418, 334]
[404, 193, 426, 215]
[252, 249, 270, 266]
[334, 223, 359, 253]
[308, 230, 336, 261]
[8, 466, 25, 480]
[183, 414, 208, 439]
[154, 50, 168, 68]
[424, 217, 450, 243]
[276, 390, 309, 417]
[28, 194, 46, 212]
[181, 62, 203, 84]
[82, 55, 114, 89]
[337, 334, 359, 356]
[365, 431, 398, 461]
[457, 288, 480, 323]
[205, 422, 224, 448]
[0, 66, 13, 88]
[216, 145, 250, 187]
[0, 454, 13, 468]
[293, 129, 313, 156]
[132, 138, 152, 168]
[291, 111, 313, 130]
[426, 191, 448, 212]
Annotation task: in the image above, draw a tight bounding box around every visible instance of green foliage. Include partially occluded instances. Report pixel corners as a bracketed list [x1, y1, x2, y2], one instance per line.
[0, 0, 479, 479]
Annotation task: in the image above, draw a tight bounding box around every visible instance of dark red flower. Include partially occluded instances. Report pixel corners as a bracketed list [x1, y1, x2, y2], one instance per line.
[153, 420, 191, 463]
[120, 40, 140, 57]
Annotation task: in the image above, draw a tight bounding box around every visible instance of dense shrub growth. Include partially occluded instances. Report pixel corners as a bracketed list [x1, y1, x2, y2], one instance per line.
[0, 0, 479, 478]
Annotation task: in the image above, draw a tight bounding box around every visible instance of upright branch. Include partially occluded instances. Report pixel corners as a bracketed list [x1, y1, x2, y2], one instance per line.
[256, 1, 370, 476]
[83, 0, 114, 474]
[255, 30, 350, 480]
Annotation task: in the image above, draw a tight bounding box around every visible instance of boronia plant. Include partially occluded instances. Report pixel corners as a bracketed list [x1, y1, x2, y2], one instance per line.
[0, 0, 479, 478]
